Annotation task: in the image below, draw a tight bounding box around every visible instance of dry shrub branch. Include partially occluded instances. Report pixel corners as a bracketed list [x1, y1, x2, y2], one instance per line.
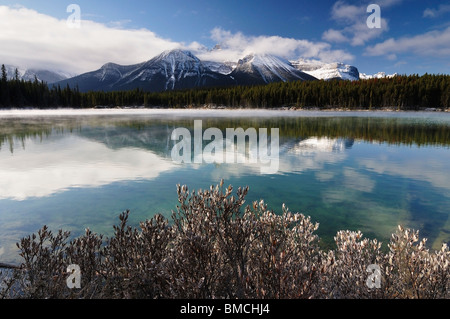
[1, 181, 448, 299]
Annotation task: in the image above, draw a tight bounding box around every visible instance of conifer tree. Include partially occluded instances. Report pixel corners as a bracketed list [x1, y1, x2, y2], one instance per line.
[1, 64, 7, 82]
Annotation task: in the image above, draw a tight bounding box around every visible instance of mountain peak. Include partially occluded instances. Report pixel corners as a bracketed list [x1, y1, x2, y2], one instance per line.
[238, 53, 303, 71]
[157, 49, 199, 62]
[101, 62, 121, 70]
[233, 53, 316, 84]
[238, 53, 283, 64]
[291, 58, 360, 81]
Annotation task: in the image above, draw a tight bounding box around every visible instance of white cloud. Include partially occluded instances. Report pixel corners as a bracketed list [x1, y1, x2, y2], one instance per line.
[195, 27, 354, 63]
[322, 29, 349, 43]
[365, 26, 450, 58]
[350, 19, 388, 46]
[0, 5, 180, 74]
[423, 4, 450, 18]
[0, 5, 355, 75]
[325, 1, 390, 46]
[331, 1, 362, 23]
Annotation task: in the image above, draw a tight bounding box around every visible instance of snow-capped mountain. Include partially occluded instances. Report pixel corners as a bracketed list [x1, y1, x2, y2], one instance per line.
[230, 54, 316, 85]
[290, 58, 399, 81]
[2, 65, 72, 83]
[56, 50, 238, 92]
[6, 47, 400, 91]
[359, 72, 398, 80]
[55, 61, 145, 92]
[115, 49, 236, 91]
[290, 58, 360, 81]
[55, 50, 316, 92]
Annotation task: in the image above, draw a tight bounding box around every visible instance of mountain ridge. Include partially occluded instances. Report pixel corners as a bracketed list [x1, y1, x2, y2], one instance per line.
[37, 49, 397, 92]
[55, 50, 238, 92]
[54, 50, 319, 92]
[230, 54, 316, 85]
[3, 49, 399, 91]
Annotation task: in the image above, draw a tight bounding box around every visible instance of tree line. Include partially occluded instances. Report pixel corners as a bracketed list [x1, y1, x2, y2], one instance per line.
[1, 64, 449, 109]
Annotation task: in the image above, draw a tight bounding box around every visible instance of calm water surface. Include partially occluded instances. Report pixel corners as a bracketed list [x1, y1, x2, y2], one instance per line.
[0, 109, 449, 263]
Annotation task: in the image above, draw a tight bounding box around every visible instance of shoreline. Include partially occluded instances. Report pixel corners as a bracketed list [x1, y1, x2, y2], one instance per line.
[0, 105, 449, 116]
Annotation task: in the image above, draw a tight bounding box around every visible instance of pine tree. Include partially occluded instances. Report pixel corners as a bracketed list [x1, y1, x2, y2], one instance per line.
[1, 64, 7, 82]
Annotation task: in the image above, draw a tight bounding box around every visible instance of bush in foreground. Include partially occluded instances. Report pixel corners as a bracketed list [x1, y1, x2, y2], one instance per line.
[1, 181, 448, 299]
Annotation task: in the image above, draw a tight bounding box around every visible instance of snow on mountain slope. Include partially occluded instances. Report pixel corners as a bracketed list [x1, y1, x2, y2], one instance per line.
[130, 50, 206, 90]
[291, 58, 360, 81]
[2, 65, 72, 83]
[96, 62, 143, 83]
[231, 54, 316, 85]
[251, 54, 293, 82]
[116, 49, 235, 91]
[54, 61, 143, 92]
[57, 49, 236, 92]
[202, 61, 236, 75]
[3, 65, 26, 79]
[24, 69, 74, 83]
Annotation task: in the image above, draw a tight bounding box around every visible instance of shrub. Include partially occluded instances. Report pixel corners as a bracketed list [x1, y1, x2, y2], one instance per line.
[0, 181, 448, 299]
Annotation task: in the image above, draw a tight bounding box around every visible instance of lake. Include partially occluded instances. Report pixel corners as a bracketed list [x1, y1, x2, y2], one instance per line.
[0, 109, 449, 264]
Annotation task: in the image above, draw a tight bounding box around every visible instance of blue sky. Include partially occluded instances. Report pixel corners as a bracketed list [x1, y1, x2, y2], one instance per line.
[0, 0, 449, 75]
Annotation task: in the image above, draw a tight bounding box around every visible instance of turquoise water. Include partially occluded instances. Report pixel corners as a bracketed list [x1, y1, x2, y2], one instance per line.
[0, 109, 449, 263]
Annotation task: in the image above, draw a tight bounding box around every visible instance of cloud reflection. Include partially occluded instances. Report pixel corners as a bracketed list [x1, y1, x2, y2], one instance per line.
[0, 135, 176, 200]
[357, 148, 450, 193]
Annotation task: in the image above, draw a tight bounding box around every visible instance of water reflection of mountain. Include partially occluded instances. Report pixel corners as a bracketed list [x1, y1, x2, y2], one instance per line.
[1, 115, 448, 153]
[285, 137, 355, 154]
[78, 124, 177, 159]
[77, 125, 358, 162]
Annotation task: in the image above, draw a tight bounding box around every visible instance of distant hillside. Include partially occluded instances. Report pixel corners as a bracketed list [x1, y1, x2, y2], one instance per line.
[2, 65, 72, 83]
